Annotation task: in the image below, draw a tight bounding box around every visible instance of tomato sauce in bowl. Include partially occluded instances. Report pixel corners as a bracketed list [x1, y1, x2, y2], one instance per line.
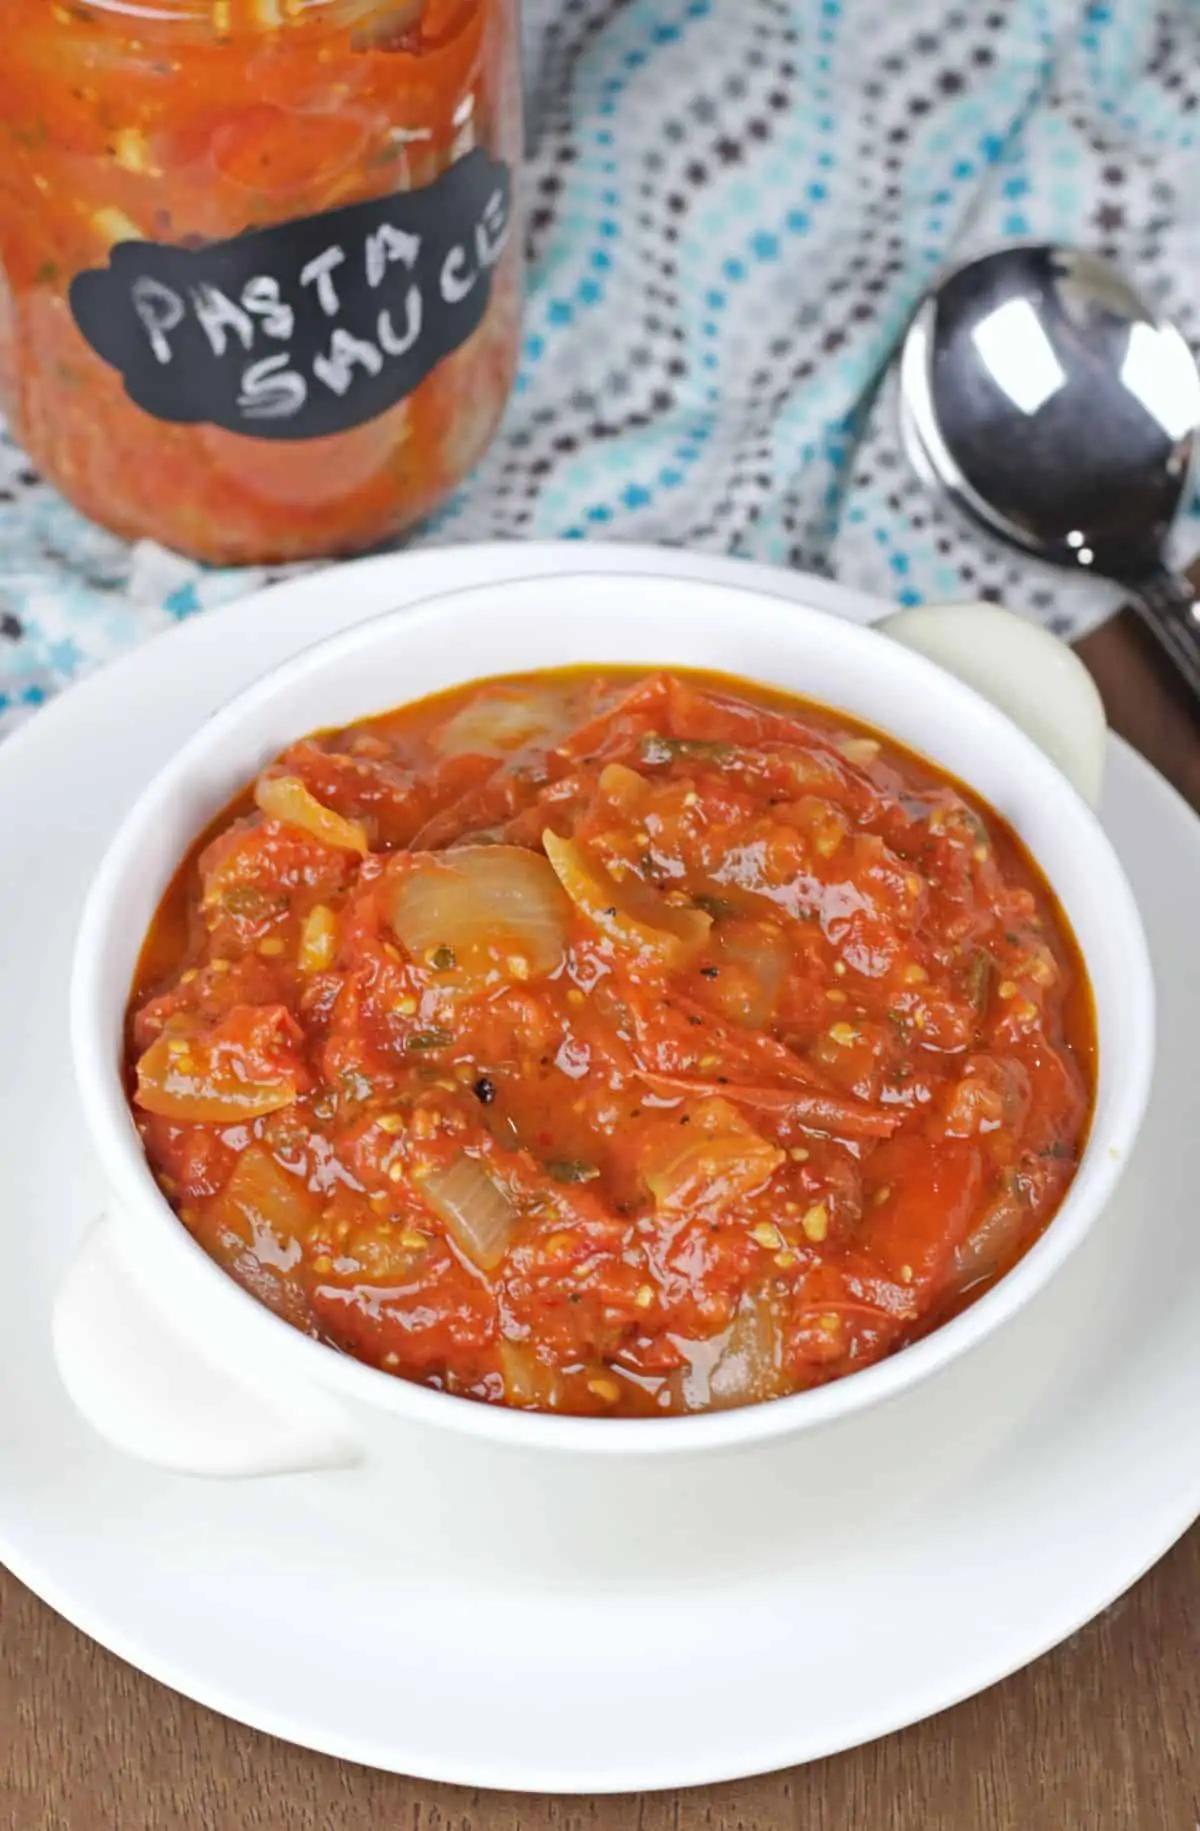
[125, 667, 1095, 1417]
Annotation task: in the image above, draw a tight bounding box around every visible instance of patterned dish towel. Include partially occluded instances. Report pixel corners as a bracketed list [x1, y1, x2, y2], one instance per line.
[3, 0, 1200, 736]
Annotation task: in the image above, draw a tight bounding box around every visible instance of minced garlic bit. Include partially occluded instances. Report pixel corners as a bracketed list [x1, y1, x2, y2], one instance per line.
[801, 1202, 828, 1243]
[751, 1221, 784, 1250]
[828, 1022, 857, 1047]
[588, 1377, 622, 1404]
[906, 875, 923, 899]
[394, 995, 418, 1016]
[312, 1254, 332, 1274]
[872, 1184, 892, 1207]
[826, 988, 848, 1005]
[634, 1284, 655, 1309]
[299, 904, 337, 973]
[833, 960, 847, 977]
[179, 968, 198, 985]
[387, 1162, 407, 1183]
[775, 1251, 798, 1270]
[376, 1113, 405, 1134]
[789, 1146, 810, 1163]
[900, 1264, 914, 1284]
[901, 962, 927, 985]
[257, 936, 285, 957]
[998, 980, 1018, 999]
[400, 1230, 429, 1252]
[506, 954, 531, 981]
[973, 843, 989, 863]
[567, 988, 585, 1006]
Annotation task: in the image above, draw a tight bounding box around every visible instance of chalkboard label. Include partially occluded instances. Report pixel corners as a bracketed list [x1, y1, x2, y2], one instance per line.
[69, 148, 512, 443]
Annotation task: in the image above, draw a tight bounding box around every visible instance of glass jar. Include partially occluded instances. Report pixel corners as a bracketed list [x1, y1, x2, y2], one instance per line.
[0, 1, 522, 565]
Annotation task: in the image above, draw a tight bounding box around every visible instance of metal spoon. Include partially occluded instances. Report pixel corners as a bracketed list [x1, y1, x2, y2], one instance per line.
[900, 244, 1200, 699]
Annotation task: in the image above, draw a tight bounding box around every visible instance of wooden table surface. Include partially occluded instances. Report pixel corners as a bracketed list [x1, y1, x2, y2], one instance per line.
[3, 607, 1199, 1831]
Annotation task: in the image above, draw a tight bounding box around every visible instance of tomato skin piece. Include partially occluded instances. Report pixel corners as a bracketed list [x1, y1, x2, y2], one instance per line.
[855, 1138, 985, 1294]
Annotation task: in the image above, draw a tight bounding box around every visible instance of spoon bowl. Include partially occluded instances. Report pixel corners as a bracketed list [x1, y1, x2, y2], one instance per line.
[901, 244, 1200, 697]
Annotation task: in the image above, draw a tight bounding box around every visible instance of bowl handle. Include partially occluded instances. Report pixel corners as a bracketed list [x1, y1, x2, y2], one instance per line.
[53, 1212, 361, 1478]
[877, 602, 1107, 809]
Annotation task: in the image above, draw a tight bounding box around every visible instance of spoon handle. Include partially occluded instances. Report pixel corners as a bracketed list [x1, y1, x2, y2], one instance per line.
[1129, 566, 1200, 704]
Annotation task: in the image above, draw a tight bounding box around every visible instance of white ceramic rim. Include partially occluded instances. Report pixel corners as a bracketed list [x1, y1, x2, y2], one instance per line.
[70, 567, 1156, 1457]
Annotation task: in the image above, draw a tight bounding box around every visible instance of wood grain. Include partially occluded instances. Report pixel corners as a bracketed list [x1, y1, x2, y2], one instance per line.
[3, 611, 1199, 1831]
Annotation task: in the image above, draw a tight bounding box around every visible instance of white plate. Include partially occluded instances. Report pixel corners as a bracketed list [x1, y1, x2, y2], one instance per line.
[2, 542, 1198, 1794]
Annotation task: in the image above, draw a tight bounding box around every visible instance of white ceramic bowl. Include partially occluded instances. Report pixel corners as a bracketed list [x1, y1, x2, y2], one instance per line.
[60, 569, 1154, 1500]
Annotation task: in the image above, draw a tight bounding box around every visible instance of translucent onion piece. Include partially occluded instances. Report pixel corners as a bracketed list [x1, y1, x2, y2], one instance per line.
[542, 829, 711, 969]
[390, 845, 569, 989]
[499, 1341, 564, 1409]
[134, 1023, 299, 1122]
[210, 1144, 318, 1268]
[255, 774, 369, 855]
[709, 921, 791, 1027]
[420, 1156, 517, 1271]
[708, 1290, 788, 1410]
[432, 686, 570, 759]
[640, 1097, 784, 1215]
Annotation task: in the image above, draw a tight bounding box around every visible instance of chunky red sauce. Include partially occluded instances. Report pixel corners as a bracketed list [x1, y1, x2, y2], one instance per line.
[127, 668, 1095, 1416]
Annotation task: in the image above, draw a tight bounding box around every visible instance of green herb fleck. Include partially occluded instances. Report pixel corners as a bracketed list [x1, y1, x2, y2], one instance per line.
[548, 1160, 600, 1184]
[964, 949, 992, 1011]
[640, 733, 735, 767]
[407, 1027, 453, 1052]
[694, 893, 736, 920]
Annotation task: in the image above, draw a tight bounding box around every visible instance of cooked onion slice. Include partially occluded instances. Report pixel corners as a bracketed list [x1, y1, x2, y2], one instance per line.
[499, 1341, 564, 1409]
[135, 1004, 306, 1123]
[390, 844, 569, 989]
[255, 774, 369, 855]
[432, 685, 570, 759]
[420, 1156, 517, 1270]
[708, 1290, 788, 1410]
[708, 921, 790, 1027]
[542, 829, 711, 969]
[640, 1097, 784, 1215]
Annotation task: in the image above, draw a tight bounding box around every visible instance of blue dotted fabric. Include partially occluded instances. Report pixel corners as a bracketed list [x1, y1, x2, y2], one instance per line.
[3, 0, 1200, 734]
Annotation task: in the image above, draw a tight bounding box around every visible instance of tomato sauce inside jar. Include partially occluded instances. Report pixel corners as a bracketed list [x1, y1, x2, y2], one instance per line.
[0, 0, 522, 564]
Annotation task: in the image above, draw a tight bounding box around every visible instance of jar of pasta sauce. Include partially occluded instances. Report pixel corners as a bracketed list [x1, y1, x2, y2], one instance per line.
[0, 1, 522, 565]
